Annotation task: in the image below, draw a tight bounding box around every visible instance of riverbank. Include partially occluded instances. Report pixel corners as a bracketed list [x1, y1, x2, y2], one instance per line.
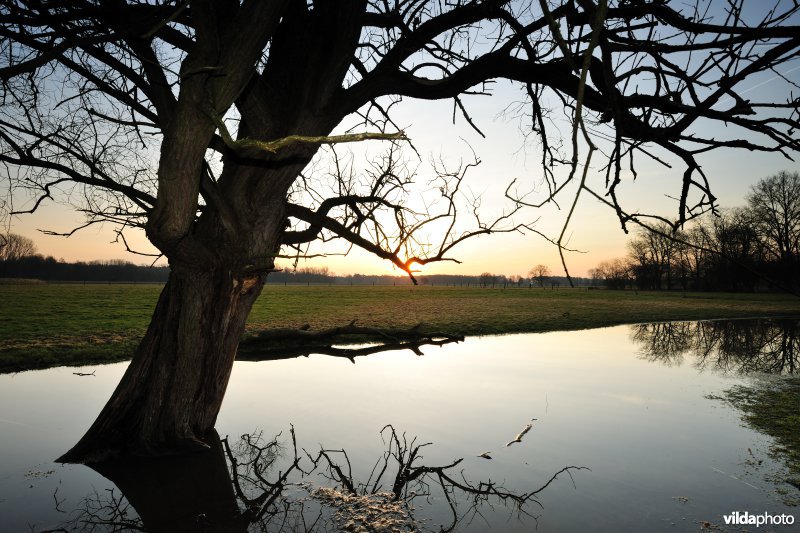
[2, 284, 799, 373]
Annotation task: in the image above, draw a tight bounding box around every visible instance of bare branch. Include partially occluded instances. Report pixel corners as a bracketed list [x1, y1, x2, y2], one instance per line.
[209, 106, 408, 154]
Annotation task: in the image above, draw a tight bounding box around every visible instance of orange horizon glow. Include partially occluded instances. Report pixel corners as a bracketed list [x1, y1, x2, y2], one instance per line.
[9, 220, 612, 279]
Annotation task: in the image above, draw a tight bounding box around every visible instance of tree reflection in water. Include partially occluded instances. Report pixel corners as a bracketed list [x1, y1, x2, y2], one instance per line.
[631, 319, 800, 375]
[50, 425, 584, 532]
[633, 318, 800, 504]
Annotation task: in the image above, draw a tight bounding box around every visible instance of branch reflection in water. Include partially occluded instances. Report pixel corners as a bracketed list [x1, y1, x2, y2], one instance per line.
[43, 335, 584, 532]
[631, 319, 800, 375]
[48, 425, 585, 532]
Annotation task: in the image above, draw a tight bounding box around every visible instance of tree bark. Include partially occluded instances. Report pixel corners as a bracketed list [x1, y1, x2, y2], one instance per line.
[58, 265, 265, 463]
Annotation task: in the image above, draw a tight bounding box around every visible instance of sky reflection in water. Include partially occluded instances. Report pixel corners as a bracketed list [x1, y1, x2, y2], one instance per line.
[0, 319, 798, 532]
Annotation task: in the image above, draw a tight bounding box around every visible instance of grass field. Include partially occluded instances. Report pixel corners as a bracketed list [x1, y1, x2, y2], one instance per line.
[2, 283, 799, 372]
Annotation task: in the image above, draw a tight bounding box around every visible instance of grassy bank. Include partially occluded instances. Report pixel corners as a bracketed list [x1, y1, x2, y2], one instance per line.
[1, 283, 799, 372]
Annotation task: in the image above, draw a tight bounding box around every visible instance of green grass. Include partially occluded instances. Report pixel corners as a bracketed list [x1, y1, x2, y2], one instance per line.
[1, 283, 799, 372]
[251, 285, 800, 334]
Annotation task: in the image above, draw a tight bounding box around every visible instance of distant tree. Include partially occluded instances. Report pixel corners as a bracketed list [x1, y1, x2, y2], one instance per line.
[0, 232, 36, 261]
[696, 209, 762, 291]
[592, 258, 631, 290]
[666, 225, 700, 291]
[627, 223, 682, 290]
[528, 264, 550, 288]
[478, 272, 496, 288]
[746, 171, 800, 286]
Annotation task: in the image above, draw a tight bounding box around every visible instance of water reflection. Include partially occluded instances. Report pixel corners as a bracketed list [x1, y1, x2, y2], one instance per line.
[632, 319, 800, 375]
[7, 321, 799, 532]
[633, 319, 800, 505]
[59, 432, 243, 531]
[54, 426, 584, 532]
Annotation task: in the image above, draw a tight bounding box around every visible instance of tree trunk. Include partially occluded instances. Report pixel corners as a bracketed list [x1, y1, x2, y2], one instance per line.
[58, 265, 265, 464]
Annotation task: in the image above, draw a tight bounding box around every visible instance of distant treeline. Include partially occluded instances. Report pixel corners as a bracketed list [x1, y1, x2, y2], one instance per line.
[589, 171, 800, 292]
[0, 255, 170, 282]
[268, 267, 592, 287]
[0, 257, 592, 287]
[590, 214, 800, 292]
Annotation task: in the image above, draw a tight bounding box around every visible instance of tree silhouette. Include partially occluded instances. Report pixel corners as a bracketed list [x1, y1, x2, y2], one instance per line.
[0, 232, 36, 261]
[528, 264, 551, 287]
[1, 1, 798, 461]
[747, 171, 800, 288]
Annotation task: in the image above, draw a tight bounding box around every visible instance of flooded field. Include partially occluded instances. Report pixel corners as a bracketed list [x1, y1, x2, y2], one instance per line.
[1, 319, 798, 531]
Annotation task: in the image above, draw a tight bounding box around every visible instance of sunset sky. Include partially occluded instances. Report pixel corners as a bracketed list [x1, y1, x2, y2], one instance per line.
[5, 27, 799, 279]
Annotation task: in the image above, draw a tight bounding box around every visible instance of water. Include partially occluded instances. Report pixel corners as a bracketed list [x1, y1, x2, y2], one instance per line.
[0, 319, 797, 531]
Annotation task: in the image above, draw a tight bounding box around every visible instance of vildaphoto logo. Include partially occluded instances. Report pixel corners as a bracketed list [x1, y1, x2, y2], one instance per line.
[723, 511, 795, 527]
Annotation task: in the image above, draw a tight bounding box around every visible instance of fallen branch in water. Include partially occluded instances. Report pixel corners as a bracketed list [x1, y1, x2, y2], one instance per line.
[251, 320, 462, 343]
[239, 337, 462, 363]
[239, 321, 464, 363]
[506, 419, 537, 447]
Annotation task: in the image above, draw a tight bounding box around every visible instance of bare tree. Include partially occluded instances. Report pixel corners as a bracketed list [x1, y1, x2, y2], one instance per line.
[1, 1, 799, 461]
[591, 258, 631, 290]
[673, 225, 711, 291]
[627, 223, 683, 290]
[702, 208, 763, 290]
[0, 232, 35, 261]
[746, 171, 800, 286]
[479, 271, 496, 287]
[528, 264, 550, 288]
